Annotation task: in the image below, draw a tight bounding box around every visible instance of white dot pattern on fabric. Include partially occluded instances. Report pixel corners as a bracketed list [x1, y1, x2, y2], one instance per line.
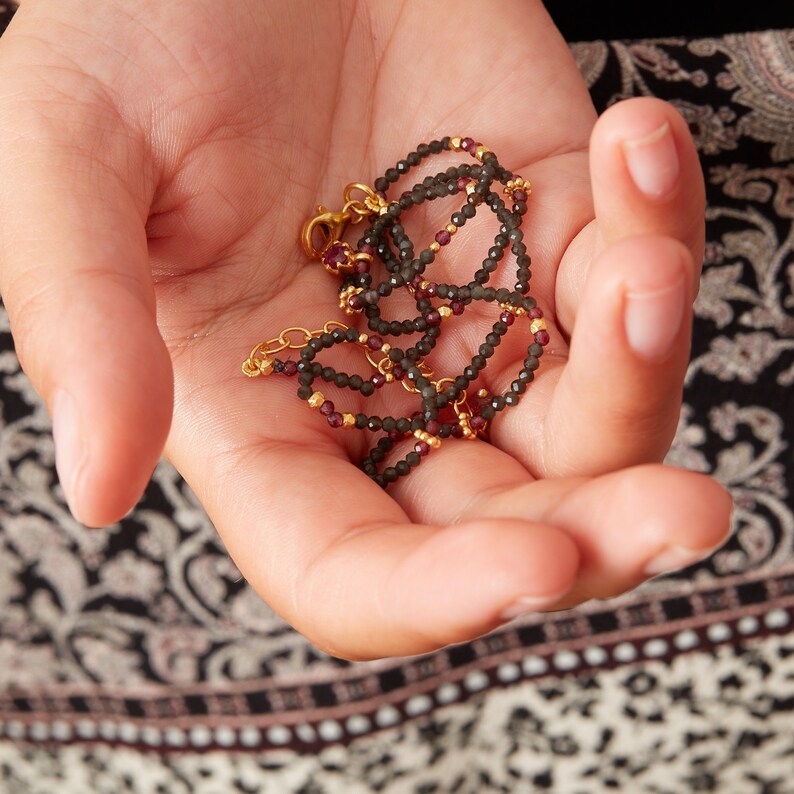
[141, 726, 163, 746]
[496, 663, 521, 682]
[765, 608, 790, 629]
[464, 670, 489, 691]
[522, 655, 548, 676]
[584, 646, 608, 665]
[707, 622, 732, 642]
[737, 615, 759, 634]
[436, 683, 460, 704]
[674, 629, 700, 650]
[266, 725, 291, 745]
[375, 704, 400, 727]
[613, 643, 638, 662]
[295, 723, 316, 743]
[164, 727, 187, 748]
[553, 650, 579, 671]
[214, 726, 236, 747]
[405, 694, 433, 717]
[238, 726, 262, 747]
[643, 638, 669, 658]
[189, 725, 212, 747]
[345, 714, 371, 735]
[317, 720, 343, 742]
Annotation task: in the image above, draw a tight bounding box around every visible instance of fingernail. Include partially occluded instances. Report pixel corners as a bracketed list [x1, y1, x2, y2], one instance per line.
[622, 121, 680, 198]
[500, 592, 566, 621]
[643, 544, 716, 577]
[52, 389, 87, 523]
[624, 276, 686, 361]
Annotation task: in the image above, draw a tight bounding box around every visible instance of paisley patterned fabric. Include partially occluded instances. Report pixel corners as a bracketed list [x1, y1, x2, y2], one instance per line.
[0, 7, 792, 790]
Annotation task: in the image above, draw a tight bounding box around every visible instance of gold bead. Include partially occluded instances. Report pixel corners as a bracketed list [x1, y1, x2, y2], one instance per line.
[515, 307, 526, 317]
[342, 413, 356, 428]
[450, 136, 463, 151]
[477, 388, 488, 398]
[438, 306, 452, 319]
[259, 358, 274, 376]
[445, 223, 457, 234]
[429, 241, 441, 253]
[474, 145, 490, 161]
[385, 373, 395, 383]
[465, 181, 477, 195]
[381, 343, 391, 354]
[530, 318, 547, 334]
[419, 280, 430, 290]
[358, 333, 369, 344]
[307, 391, 324, 408]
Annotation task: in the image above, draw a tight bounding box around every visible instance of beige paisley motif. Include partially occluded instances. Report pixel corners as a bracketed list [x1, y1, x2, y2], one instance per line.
[570, 41, 609, 88]
[721, 30, 794, 161]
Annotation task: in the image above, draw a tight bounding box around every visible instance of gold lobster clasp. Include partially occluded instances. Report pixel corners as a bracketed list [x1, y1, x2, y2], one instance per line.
[301, 183, 384, 261]
[301, 205, 353, 260]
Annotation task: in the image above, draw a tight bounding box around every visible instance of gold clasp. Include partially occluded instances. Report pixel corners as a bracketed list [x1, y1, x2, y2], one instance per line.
[301, 182, 383, 260]
[301, 205, 353, 260]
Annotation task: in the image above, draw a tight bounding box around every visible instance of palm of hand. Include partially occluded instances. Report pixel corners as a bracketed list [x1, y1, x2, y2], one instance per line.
[0, 0, 731, 659]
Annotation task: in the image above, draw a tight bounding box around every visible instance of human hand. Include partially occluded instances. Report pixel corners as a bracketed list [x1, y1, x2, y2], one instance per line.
[0, 0, 732, 659]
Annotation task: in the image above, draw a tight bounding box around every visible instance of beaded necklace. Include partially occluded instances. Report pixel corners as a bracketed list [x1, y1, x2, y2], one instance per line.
[243, 136, 549, 488]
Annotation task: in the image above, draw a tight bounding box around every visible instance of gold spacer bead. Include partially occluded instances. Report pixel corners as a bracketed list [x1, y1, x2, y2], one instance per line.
[530, 318, 547, 334]
[514, 307, 526, 317]
[474, 145, 490, 161]
[445, 223, 457, 234]
[477, 388, 488, 398]
[259, 358, 275, 376]
[465, 181, 477, 195]
[307, 391, 325, 408]
[450, 136, 463, 151]
[342, 413, 356, 428]
[419, 280, 430, 290]
[381, 342, 391, 354]
[438, 306, 452, 319]
[429, 241, 441, 253]
[358, 333, 369, 344]
[385, 373, 395, 383]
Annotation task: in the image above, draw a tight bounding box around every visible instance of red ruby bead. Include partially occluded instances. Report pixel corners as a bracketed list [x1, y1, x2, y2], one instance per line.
[354, 260, 370, 274]
[425, 282, 437, 297]
[528, 307, 544, 319]
[461, 137, 475, 152]
[470, 415, 486, 431]
[371, 373, 387, 389]
[414, 441, 430, 456]
[426, 310, 441, 327]
[512, 189, 528, 202]
[393, 365, 405, 380]
[348, 294, 362, 310]
[450, 300, 465, 315]
[435, 229, 451, 246]
[457, 177, 469, 191]
[322, 243, 349, 268]
[367, 335, 383, 350]
[534, 330, 550, 346]
[319, 400, 335, 416]
[327, 412, 344, 428]
[282, 360, 297, 376]
[425, 419, 441, 436]
[359, 243, 375, 255]
[450, 423, 464, 438]
[500, 311, 515, 326]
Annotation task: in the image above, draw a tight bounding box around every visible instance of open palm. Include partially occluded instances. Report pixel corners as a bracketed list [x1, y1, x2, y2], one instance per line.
[0, 0, 731, 659]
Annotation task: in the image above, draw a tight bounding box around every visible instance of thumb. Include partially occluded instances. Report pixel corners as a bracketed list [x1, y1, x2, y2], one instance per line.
[0, 91, 171, 526]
